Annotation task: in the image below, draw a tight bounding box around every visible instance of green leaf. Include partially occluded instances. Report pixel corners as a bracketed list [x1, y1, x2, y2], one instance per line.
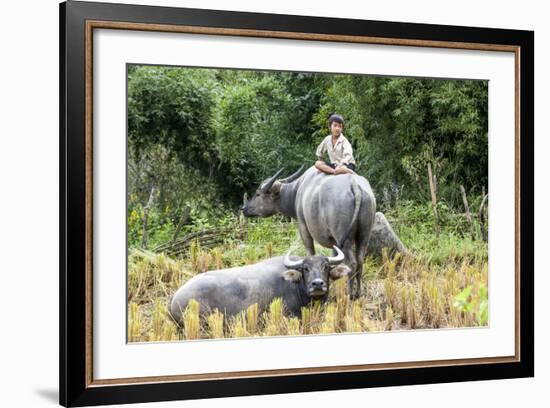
[453, 286, 473, 313]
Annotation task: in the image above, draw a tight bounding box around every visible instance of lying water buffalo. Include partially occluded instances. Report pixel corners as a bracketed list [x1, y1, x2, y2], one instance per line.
[168, 246, 351, 324]
[242, 165, 376, 298]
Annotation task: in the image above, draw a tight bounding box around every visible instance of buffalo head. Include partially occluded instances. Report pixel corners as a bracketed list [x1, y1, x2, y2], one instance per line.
[242, 166, 304, 217]
[281, 246, 351, 299]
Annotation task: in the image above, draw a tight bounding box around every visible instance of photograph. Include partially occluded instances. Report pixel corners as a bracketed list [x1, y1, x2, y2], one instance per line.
[126, 65, 490, 342]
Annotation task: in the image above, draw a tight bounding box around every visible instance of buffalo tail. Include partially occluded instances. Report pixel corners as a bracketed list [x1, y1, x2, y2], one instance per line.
[336, 178, 361, 250]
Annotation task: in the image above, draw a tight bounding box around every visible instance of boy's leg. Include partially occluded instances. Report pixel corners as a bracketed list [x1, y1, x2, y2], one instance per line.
[315, 160, 336, 175]
[334, 163, 356, 175]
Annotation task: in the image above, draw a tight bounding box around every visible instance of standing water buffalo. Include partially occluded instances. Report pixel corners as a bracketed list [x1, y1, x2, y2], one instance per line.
[242, 165, 376, 298]
[168, 246, 351, 324]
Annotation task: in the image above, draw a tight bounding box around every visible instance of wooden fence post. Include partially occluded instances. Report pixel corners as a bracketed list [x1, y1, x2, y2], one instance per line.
[427, 163, 440, 238]
[460, 185, 475, 239]
[240, 192, 248, 241]
[479, 193, 489, 241]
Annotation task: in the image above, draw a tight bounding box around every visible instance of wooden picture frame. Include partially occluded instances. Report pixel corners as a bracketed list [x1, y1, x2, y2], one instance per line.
[59, 1, 534, 406]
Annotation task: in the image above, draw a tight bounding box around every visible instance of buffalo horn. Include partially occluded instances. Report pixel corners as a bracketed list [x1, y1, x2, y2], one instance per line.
[261, 167, 285, 193]
[278, 165, 305, 184]
[327, 245, 345, 264]
[283, 250, 303, 268]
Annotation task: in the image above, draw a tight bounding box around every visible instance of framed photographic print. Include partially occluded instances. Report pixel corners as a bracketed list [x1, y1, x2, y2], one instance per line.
[59, 0, 534, 406]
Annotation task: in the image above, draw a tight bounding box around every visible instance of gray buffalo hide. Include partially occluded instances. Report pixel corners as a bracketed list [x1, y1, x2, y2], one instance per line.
[367, 212, 406, 260]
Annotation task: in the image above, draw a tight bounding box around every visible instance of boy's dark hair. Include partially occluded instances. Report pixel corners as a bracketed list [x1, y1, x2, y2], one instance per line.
[328, 113, 344, 128]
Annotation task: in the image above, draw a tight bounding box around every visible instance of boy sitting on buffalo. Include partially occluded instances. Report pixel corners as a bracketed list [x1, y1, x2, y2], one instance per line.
[314, 113, 356, 175]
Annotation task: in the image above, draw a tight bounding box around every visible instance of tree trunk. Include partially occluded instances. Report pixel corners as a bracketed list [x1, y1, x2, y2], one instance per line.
[141, 185, 156, 248]
[172, 206, 191, 243]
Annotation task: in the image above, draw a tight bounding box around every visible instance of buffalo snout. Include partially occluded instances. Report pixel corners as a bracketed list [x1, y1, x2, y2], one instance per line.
[308, 278, 328, 297]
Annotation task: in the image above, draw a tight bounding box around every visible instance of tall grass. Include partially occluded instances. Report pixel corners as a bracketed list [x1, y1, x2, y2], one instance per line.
[128, 208, 489, 342]
[182, 299, 201, 340]
[207, 309, 224, 339]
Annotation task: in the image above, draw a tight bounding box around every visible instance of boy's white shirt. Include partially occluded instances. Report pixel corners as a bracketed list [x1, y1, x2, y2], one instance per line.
[315, 133, 356, 166]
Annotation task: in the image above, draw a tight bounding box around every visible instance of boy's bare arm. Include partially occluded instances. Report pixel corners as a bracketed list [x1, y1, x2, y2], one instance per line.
[334, 165, 354, 175]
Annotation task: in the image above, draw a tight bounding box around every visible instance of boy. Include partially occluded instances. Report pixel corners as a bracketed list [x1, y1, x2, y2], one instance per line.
[315, 113, 356, 175]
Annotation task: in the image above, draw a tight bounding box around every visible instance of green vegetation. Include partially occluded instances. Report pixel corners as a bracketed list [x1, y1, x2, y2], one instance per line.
[127, 65, 488, 250]
[126, 65, 489, 341]
[127, 205, 488, 342]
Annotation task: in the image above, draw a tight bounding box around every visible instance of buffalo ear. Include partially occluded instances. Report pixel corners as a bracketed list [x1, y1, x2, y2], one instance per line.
[283, 269, 302, 282]
[270, 181, 282, 197]
[330, 264, 351, 280]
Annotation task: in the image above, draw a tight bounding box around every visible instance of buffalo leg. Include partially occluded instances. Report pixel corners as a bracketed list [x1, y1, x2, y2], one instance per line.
[355, 241, 370, 299]
[355, 212, 375, 299]
[297, 223, 316, 256]
[343, 240, 357, 298]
